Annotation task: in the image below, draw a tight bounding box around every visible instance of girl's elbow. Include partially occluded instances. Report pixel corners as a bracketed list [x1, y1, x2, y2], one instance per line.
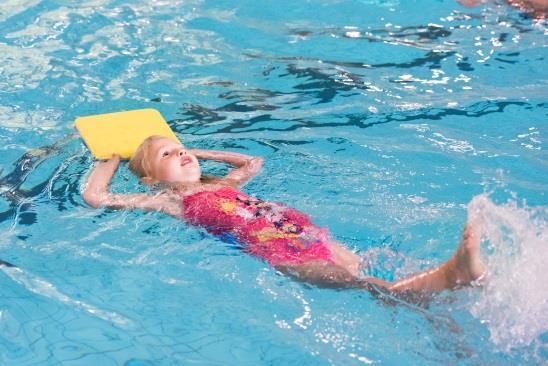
[82, 191, 104, 208]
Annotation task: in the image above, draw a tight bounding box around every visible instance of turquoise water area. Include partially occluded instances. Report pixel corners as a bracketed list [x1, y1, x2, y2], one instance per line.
[0, 0, 546, 365]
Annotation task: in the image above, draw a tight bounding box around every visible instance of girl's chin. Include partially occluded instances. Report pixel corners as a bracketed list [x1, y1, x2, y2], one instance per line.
[169, 176, 201, 184]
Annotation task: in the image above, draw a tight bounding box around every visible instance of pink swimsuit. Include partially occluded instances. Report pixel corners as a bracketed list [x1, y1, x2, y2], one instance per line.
[181, 186, 333, 266]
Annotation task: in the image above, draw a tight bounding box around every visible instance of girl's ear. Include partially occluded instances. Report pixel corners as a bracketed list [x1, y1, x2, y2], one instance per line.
[140, 176, 157, 185]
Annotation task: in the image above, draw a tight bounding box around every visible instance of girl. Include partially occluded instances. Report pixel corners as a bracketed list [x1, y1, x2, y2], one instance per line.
[83, 135, 486, 294]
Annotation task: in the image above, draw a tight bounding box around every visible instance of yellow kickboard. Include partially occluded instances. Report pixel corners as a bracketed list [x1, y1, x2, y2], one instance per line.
[75, 109, 180, 159]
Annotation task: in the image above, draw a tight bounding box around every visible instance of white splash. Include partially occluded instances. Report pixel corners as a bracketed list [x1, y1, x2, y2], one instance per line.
[467, 195, 548, 352]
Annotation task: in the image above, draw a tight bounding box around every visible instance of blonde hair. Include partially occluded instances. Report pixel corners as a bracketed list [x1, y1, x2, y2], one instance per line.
[128, 135, 166, 178]
[129, 135, 213, 184]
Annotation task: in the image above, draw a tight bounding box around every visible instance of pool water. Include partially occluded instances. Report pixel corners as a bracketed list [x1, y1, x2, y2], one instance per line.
[0, 0, 546, 365]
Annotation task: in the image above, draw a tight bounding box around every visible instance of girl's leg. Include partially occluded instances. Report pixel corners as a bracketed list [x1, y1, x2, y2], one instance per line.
[275, 260, 390, 289]
[277, 218, 485, 293]
[386, 221, 485, 293]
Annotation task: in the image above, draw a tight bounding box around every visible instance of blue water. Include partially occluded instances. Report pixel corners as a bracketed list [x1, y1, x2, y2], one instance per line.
[0, 0, 547, 365]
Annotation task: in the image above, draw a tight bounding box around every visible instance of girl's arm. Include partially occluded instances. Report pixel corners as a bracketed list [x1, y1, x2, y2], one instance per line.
[189, 149, 263, 187]
[82, 155, 181, 216]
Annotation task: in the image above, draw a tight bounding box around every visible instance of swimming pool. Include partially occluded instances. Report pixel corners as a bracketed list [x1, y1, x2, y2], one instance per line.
[0, 0, 546, 364]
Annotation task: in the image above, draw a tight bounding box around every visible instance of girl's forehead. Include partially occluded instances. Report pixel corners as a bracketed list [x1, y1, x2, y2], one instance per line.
[150, 138, 184, 150]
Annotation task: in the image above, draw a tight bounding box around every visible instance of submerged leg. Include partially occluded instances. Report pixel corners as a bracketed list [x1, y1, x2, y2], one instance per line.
[275, 260, 391, 290]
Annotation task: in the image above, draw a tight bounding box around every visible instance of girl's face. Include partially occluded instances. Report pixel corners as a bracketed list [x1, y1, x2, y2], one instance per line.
[145, 137, 201, 184]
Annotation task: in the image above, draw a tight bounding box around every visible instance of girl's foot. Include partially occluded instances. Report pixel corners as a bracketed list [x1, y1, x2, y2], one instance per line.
[451, 220, 486, 286]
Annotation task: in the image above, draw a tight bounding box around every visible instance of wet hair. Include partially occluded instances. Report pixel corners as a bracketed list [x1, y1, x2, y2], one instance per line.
[128, 135, 166, 178]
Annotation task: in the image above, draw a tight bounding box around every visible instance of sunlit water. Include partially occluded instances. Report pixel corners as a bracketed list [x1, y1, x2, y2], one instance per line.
[0, 0, 546, 365]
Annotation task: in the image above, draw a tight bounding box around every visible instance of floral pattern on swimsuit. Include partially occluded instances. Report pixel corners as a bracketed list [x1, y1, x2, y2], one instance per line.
[181, 186, 333, 266]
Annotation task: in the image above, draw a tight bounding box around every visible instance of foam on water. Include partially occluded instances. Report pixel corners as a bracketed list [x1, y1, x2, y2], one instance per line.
[467, 195, 548, 353]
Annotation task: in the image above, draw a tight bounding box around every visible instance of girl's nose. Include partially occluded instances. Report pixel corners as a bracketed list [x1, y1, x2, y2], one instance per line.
[178, 150, 186, 156]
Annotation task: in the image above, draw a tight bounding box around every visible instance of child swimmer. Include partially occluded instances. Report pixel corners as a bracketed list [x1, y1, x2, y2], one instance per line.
[83, 136, 486, 294]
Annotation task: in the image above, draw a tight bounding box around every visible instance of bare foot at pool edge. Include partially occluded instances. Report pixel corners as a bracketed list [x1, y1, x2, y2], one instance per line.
[451, 219, 486, 286]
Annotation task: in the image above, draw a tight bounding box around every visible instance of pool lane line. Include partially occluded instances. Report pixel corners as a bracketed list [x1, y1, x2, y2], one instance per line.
[0, 259, 15, 267]
[0, 260, 133, 328]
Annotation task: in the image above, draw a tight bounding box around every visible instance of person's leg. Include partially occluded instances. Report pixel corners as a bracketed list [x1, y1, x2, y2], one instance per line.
[509, 0, 548, 14]
[328, 241, 362, 276]
[273, 233, 369, 288]
[275, 260, 390, 289]
[381, 220, 485, 293]
[277, 218, 485, 294]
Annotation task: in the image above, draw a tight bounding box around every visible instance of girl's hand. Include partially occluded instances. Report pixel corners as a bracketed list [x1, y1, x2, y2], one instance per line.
[184, 148, 263, 186]
[187, 148, 258, 168]
[245, 157, 263, 175]
[83, 154, 122, 208]
[222, 156, 263, 187]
